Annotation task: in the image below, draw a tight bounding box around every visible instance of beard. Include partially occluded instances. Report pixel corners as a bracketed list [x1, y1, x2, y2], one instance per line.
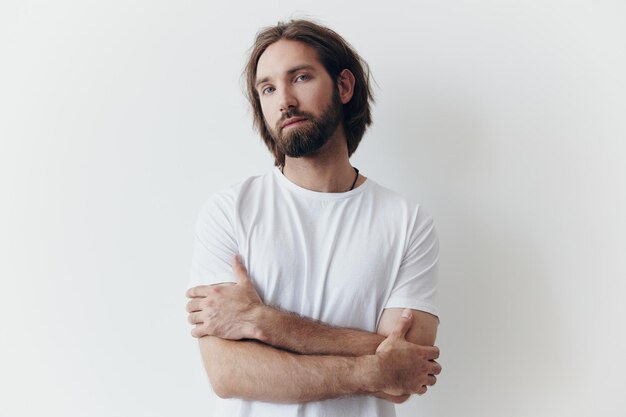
[270, 89, 343, 158]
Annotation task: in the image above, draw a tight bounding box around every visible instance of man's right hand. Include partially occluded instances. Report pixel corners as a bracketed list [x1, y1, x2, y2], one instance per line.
[373, 309, 441, 396]
[186, 255, 264, 340]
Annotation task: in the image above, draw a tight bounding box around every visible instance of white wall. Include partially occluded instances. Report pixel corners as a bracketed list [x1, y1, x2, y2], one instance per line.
[1, 1, 624, 416]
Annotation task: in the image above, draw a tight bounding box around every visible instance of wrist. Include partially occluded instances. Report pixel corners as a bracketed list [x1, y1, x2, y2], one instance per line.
[250, 303, 273, 343]
[355, 354, 383, 394]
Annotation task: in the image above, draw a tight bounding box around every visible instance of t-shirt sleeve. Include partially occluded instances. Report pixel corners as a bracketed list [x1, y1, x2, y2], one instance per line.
[385, 207, 440, 318]
[188, 193, 239, 290]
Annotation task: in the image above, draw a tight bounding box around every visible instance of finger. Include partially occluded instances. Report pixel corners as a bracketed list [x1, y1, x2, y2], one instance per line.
[390, 309, 413, 339]
[416, 385, 428, 395]
[429, 360, 442, 376]
[186, 285, 212, 298]
[190, 325, 205, 338]
[186, 298, 201, 313]
[425, 346, 440, 360]
[426, 375, 437, 386]
[188, 312, 202, 325]
[232, 254, 249, 285]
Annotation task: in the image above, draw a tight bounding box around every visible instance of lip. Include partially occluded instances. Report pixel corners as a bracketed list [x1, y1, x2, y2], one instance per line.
[282, 117, 307, 128]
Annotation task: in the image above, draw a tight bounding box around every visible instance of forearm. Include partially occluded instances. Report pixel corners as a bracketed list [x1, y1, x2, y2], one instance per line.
[199, 336, 380, 403]
[187, 260, 385, 356]
[255, 305, 385, 356]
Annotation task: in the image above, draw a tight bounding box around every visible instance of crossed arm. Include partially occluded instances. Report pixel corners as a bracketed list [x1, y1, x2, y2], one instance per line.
[186, 256, 441, 403]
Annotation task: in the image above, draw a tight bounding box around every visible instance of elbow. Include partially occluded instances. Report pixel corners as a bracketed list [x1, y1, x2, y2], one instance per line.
[210, 376, 234, 399]
[206, 361, 236, 399]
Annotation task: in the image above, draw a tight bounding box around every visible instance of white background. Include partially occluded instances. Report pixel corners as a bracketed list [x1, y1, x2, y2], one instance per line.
[1, 1, 625, 416]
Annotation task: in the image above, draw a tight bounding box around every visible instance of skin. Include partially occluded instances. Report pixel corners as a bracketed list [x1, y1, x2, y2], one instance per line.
[187, 258, 439, 356]
[187, 39, 441, 403]
[187, 257, 440, 402]
[193, 304, 439, 403]
[255, 39, 365, 193]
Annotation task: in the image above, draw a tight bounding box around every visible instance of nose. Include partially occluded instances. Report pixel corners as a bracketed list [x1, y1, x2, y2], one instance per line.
[278, 86, 298, 113]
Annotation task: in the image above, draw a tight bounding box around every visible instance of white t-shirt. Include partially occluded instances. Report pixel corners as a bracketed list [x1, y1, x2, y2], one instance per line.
[189, 167, 439, 417]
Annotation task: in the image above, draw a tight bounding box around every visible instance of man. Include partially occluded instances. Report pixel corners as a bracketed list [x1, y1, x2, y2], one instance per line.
[186, 19, 441, 417]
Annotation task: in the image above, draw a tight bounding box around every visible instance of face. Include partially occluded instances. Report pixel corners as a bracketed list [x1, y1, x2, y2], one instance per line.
[255, 40, 343, 158]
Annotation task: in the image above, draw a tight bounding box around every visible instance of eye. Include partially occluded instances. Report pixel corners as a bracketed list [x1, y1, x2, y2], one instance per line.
[261, 86, 275, 95]
[295, 74, 310, 82]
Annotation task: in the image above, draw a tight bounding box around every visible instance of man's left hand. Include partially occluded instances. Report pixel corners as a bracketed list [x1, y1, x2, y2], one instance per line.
[186, 255, 264, 340]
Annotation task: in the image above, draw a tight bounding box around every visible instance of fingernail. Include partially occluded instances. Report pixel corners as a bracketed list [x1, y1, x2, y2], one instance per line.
[402, 309, 411, 318]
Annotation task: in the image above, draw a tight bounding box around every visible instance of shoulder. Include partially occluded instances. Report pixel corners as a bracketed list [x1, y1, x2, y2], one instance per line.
[198, 171, 272, 213]
[193, 172, 272, 233]
[363, 179, 434, 227]
[365, 180, 418, 207]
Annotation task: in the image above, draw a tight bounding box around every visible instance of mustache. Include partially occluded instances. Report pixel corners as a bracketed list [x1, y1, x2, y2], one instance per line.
[277, 109, 311, 130]
[283, 108, 305, 119]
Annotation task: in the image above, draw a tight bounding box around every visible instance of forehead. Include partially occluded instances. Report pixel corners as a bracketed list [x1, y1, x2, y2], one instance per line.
[256, 40, 324, 80]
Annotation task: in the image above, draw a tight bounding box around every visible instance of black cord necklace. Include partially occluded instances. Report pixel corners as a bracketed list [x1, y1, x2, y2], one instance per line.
[280, 166, 360, 191]
[348, 167, 360, 190]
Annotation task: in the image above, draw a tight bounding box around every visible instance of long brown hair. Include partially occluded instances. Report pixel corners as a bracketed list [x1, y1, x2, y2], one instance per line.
[244, 19, 374, 166]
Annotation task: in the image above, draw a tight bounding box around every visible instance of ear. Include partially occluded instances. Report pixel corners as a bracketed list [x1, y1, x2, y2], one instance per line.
[337, 69, 355, 105]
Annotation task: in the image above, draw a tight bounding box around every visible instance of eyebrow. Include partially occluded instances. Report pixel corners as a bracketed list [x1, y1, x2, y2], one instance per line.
[255, 64, 316, 89]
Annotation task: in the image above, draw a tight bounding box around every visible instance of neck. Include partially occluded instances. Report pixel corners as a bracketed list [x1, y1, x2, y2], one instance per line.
[281, 129, 365, 193]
